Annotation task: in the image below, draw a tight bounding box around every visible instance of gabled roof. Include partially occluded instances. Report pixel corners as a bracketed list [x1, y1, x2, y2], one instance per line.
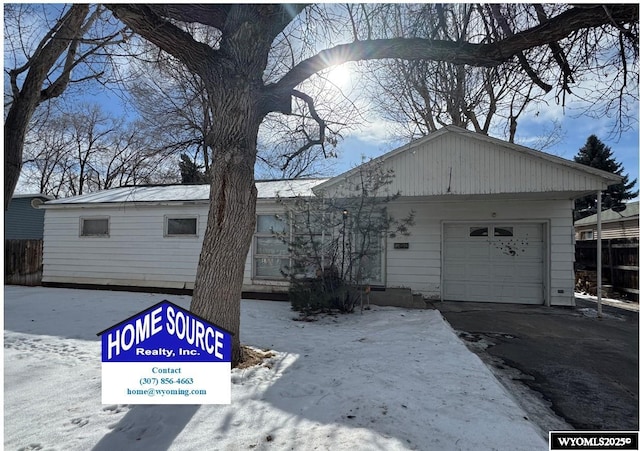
[574, 201, 639, 226]
[44, 179, 329, 206]
[314, 126, 623, 196]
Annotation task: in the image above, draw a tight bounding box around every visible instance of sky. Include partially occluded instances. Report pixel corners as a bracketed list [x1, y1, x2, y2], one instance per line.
[7, 5, 639, 198]
[5, 285, 555, 450]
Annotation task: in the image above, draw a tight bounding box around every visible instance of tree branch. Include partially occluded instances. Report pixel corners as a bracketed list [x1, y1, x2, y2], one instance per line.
[105, 4, 218, 79]
[262, 4, 638, 114]
[279, 89, 329, 172]
[488, 4, 552, 93]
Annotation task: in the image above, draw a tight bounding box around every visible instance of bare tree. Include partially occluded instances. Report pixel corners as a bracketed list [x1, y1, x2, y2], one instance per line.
[21, 103, 172, 197]
[126, 29, 222, 177]
[98, 4, 637, 365]
[127, 18, 358, 180]
[4, 4, 133, 209]
[356, 4, 566, 144]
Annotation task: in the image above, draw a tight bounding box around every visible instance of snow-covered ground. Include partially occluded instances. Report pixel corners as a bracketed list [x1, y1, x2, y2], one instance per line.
[4, 286, 548, 450]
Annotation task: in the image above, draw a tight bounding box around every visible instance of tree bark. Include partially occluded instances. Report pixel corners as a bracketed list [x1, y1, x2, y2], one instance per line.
[186, 7, 274, 366]
[190, 77, 261, 364]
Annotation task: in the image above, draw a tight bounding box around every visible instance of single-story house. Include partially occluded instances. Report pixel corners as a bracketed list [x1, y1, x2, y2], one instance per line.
[574, 201, 639, 240]
[41, 126, 622, 306]
[5, 193, 52, 240]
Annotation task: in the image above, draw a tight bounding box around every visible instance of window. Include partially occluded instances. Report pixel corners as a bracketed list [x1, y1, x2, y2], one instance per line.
[579, 230, 594, 240]
[470, 227, 489, 237]
[351, 232, 384, 285]
[80, 217, 109, 237]
[165, 217, 198, 237]
[291, 212, 334, 278]
[494, 227, 514, 237]
[254, 214, 289, 278]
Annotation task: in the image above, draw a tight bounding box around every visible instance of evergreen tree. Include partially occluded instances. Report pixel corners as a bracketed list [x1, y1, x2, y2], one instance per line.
[573, 135, 638, 220]
[178, 153, 207, 184]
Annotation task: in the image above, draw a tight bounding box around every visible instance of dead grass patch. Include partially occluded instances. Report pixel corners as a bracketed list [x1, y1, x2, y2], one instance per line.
[236, 345, 275, 369]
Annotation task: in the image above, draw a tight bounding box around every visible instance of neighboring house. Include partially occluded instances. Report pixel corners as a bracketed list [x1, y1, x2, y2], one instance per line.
[41, 126, 621, 306]
[5, 194, 52, 240]
[574, 201, 639, 240]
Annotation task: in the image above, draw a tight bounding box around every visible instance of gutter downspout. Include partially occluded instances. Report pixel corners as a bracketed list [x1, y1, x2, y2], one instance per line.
[597, 191, 602, 318]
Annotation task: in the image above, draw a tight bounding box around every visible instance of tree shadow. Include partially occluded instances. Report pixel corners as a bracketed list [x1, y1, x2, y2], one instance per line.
[92, 405, 200, 451]
[3, 286, 192, 340]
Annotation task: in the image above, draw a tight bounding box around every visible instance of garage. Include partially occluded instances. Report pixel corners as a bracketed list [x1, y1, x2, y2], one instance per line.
[443, 223, 545, 304]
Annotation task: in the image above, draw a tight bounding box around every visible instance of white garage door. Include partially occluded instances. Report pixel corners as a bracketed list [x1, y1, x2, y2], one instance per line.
[443, 223, 545, 304]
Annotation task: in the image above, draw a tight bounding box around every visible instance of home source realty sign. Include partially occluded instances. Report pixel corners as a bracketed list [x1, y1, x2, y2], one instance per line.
[98, 300, 231, 404]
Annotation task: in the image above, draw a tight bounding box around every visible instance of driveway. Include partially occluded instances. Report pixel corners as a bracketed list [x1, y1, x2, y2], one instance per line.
[433, 298, 639, 432]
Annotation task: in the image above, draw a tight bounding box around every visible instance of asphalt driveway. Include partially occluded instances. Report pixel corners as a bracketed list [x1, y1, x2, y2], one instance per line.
[433, 298, 639, 432]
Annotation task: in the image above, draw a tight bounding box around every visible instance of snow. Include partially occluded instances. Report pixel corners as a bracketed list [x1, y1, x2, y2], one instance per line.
[575, 292, 640, 313]
[4, 286, 548, 450]
[44, 179, 329, 205]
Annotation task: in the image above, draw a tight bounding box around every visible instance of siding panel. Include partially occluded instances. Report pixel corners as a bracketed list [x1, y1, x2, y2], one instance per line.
[42, 203, 281, 291]
[342, 131, 612, 198]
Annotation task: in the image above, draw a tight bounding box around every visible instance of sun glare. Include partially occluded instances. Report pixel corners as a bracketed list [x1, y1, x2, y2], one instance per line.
[326, 64, 351, 88]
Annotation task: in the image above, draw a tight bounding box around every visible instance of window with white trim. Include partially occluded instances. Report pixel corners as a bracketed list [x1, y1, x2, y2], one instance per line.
[165, 216, 198, 237]
[80, 217, 109, 237]
[254, 214, 289, 278]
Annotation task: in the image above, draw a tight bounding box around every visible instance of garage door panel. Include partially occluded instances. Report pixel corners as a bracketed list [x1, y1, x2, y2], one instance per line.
[443, 283, 466, 299]
[490, 262, 542, 279]
[464, 265, 491, 281]
[444, 225, 474, 239]
[445, 243, 489, 259]
[516, 224, 543, 239]
[488, 243, 543, 260]
[443, 223, 545, 305]
[445, 263, 491, 280]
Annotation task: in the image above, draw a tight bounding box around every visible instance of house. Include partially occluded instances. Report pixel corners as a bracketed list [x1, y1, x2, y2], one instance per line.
[41, 126, 622, 306]
[574, 201, 638, 300]
[574, 201, 639, 240]
[41, 180, 327, 294]
[5, 193, 52, 240]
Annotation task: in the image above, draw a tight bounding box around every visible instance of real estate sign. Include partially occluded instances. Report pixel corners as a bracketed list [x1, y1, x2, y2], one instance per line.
[98, 300, 232, 404]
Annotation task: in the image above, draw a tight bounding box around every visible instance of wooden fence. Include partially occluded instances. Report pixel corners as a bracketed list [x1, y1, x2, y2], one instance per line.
[575, 238, 639, 300]
[5, 239, 43, 286]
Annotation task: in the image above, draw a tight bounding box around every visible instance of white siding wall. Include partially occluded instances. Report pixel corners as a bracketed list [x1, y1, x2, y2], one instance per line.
[43, 202, 290, 292]
[43, 204, 208, 289]
[386, 198, 575, 306]
[43, 197, 576, 306]
[324, 132, 609, 198]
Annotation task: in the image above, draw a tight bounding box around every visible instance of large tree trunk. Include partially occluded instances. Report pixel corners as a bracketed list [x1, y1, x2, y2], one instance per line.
[4, 102, 35, 209]
[190, 72, 266, 367]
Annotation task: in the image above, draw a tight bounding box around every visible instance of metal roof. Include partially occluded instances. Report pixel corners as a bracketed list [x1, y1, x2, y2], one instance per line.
[45, 179, 329, 206]
[574, 201, 639, 226]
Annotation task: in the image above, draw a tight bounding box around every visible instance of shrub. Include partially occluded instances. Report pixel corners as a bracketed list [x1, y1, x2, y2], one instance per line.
[289, 267, 354, 315]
